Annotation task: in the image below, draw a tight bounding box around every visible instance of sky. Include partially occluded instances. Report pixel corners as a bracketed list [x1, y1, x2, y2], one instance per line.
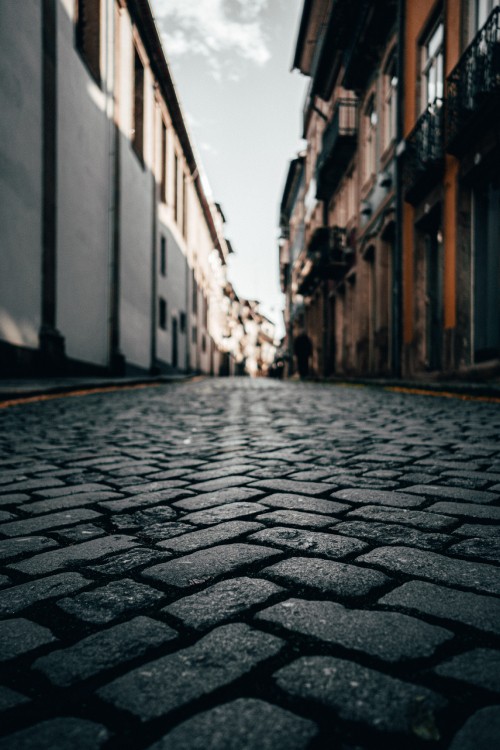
[150, 0, 308, 336]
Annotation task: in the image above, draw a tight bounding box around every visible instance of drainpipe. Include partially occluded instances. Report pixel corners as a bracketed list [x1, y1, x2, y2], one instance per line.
[393, 0, 405, 378]
[150, 92, 159, 375]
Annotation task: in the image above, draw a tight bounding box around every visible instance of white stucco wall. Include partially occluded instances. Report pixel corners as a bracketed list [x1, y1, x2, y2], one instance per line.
[0, 0, 42, 349]
[118, 14, 154, 371]
[56, 0, 110, 366]
[156, 217, 188, 370]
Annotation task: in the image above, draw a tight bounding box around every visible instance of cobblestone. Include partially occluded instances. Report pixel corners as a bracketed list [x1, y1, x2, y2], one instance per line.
[57, 579, 165, 624]
[1, 378, 499, 748]
[263, 556, 389, 597]
[34, 616, 177, 686]
[0, 618, 56, 660]
[274, 656, 446, 737]
[257, 598, 452, 661]
[164, 576, 283, 629]
[148, 698, 318, 749]
[98, 623, 284, 721]
[143, 543, 280, 588]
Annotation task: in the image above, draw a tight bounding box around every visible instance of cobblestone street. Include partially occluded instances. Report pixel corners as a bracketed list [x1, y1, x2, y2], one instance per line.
[0, 378, 499, 749]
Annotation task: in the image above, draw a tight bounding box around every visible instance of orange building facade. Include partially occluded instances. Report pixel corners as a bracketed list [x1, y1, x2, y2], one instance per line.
[281, 0, 500, 380]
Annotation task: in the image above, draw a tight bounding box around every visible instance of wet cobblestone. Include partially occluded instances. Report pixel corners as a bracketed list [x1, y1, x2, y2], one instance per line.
[0, 378, 499, 748]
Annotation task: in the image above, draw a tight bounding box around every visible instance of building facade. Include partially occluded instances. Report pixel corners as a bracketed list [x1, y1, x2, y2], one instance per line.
[0, 0, 242, 377]
[281, 0, 500, 380]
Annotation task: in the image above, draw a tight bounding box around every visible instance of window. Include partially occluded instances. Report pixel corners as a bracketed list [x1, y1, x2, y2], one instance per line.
[174, 153, 179, 223]
[202, 334, 207, 353]
[75, 0, 101, 83]
[179, 311, 186, 333]
[132, 47, 144, 160]
[182, 175, 187, 237]
[192, 270, 198, 313]
[420, 21, 443, 113]
[203, 294, 208, 328]
[160, 121, 167, 203]
[362, 95, 377, 183]
[160, 236, 167, 276]
[192, 325, 197, 344]
[159, 298, 167, 330]
[383, 53, 398, 150]
[474, 0, 496, 34]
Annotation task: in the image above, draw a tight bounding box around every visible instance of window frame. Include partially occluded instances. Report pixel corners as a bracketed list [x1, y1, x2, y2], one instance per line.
[74, 0, 102, 85]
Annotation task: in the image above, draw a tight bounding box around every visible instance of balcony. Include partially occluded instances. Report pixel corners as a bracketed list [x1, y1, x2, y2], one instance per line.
[316, 100, 358, 201]
[402, 102, 444, 205]
[446, 8, 500, 155]
[297, 226, 354, 295]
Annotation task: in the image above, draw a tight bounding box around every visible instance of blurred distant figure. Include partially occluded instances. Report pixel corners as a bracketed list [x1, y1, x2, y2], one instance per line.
[294, 331, 312, 378]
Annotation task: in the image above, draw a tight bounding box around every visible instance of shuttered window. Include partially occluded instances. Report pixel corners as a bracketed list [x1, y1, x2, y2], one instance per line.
[75, 0, 101, 83]
[132, 47, 144, 160]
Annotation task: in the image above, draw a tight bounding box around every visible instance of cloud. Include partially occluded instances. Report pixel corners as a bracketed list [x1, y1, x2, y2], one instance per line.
[153, 0, 271, 78]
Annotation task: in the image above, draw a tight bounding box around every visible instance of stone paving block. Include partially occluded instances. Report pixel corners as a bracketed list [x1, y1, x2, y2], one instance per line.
[379, 581, 500, 635]
[274, 656, 445, 737]
[0, 717, 109, 750]
[0, 510, 15, 521]
[0, 536, 58, 562]
[98, 623, 284, 721]
[357, 545, 500, 595]
[158, 521, 263, 553]
[147, 698, 318, 750]
[87, 548, 171, 575]
[23, 491, 122, 515]
[143, 543, 280, 589]
[33, 483, 112, 498]
[333, 520, 451, 551]
[99, 490, 187, 513]
[185, 464, 259, 482]
[427, 502, 500, 521]
[347, 505, 458, 530]
[58, 579, 165, 624]
[34, 616, 177, 686]
[54, 523, 105, 543]
[249, 479, 336, 496]
[0, 478, 65, 494]
[0, 493, 29, 506]
[262, 556, 389, 598]
[0, 508, 102, 538]
[331, 488, 425, 508]
[403, 485, 499, 504]
[256, 598, 452, 662]
[173, 487, 264, 512]
[449, 537, 500, 563]
[8, 535, 138, 576]
[449, 707, 500, 750]
[249, 527, 367, 559]
[0, 618, 56, 660]
[186, 475, 252, 492]
[164, 576, 283, 629]
[434, 648, 500, 693]
[0, 572, 92, 615]
[257, 492, 348, 516]
[118, 479, 188, 494]
[181, 502, 262, 526]
[453, 523, 500, 538]
[0, 685, 29, 712]
[254, 510, 335, 528]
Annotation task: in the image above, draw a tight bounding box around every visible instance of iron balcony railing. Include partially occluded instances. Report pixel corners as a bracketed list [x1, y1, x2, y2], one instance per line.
[447, 7, 500, 153]
[403, 100, 444, 205]
[298, 226, 354, 295]
[316, 99, 358, 201]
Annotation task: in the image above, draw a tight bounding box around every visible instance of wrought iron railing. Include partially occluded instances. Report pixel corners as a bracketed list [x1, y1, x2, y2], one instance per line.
[316, 99, 358, 185]
[403, 100, 444, 203]
[447, 7, 500, 150]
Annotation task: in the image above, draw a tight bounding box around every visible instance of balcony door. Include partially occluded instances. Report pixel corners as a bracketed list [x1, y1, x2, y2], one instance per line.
[473, 182, 500, 362]
[425, 222, 443, 371]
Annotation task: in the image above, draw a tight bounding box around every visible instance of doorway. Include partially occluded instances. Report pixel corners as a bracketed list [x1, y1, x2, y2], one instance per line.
[172, 316, 178, 369]
[473, 182, 500, 362]
[425, 221, 443, 371]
